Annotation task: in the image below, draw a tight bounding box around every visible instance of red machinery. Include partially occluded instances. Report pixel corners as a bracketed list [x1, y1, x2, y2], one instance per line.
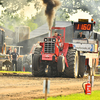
[72, 19, 98, 77]
[32, 27, 79, 77]
[32, 18, 98, 78]
[40, 27, 73, 67]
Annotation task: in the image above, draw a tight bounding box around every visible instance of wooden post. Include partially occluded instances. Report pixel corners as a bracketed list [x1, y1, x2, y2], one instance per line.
[45, 78, 48, 100]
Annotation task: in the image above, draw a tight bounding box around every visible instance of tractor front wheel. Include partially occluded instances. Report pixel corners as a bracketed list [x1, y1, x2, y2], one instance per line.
[57, 55, 65, 73]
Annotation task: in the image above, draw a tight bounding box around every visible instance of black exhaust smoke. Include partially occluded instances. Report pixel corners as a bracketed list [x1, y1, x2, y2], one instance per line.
[42, 0, 61, 30]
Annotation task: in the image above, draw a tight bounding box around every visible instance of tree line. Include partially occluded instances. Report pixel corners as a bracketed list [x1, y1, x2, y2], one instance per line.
[0, 0, 100, 31]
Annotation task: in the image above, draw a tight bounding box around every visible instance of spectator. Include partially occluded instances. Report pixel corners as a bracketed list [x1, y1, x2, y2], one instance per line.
[6, 47, 11, 55]
[6, 47, 11, 60]
[11, 48, 19, 71]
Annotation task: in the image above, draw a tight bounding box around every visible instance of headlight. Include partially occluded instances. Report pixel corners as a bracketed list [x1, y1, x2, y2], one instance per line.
[52, 38, 56, 42]
[44, 38, 47, 42]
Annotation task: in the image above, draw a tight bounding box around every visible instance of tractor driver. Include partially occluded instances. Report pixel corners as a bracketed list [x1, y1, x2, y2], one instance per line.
[77, 30, 86, 39]
[53, 32, 63, 50]
[53, 31, 61, 41]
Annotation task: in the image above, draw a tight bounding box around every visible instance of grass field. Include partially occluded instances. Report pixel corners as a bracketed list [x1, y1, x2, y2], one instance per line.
[95, 74, 100, 76]
[36, 90, 100, 100]
[0, 71, 100, 76]
[0, 71, 31, 74]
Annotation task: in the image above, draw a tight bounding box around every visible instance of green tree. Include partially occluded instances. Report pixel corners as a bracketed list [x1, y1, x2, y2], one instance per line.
[0, 0, 40, 31]
[1, 0, 100, 31]
[0, 11, 24, 31]
[0, 11, 38, 32]
[0, 0, 41, 13]
[24, 17, 38, 31]
[34, 8, 46, 27]
[56, 0, 100, 31]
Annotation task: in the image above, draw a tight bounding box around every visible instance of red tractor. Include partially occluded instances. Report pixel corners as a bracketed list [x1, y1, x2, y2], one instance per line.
[32, 27, 79, 78]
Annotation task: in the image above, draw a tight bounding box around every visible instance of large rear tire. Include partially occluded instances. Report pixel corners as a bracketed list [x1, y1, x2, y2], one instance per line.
[32, 55, 45, 77]
[32, 54, 40, 71]
[32, 47, 45, 77]
[64, 49, 79, 78]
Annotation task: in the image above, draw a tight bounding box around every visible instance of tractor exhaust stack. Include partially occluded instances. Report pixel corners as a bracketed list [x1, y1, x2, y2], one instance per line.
[48, 30, 51, 37]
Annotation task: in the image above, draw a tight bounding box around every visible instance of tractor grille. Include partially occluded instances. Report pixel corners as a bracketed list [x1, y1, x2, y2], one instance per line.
[44, 42, 55, 53]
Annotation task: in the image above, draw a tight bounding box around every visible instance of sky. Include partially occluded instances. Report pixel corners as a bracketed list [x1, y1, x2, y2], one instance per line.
[69, 10, 93, 22]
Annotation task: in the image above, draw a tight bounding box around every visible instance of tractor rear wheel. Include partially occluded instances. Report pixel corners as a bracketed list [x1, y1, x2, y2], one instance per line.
[32, 47, 45, 77]
[64, 49, 79, 78]
[32, 54, 40, 71]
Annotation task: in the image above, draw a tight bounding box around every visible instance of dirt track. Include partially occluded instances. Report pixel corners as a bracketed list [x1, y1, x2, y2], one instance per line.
[0, 74, 100, 100]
